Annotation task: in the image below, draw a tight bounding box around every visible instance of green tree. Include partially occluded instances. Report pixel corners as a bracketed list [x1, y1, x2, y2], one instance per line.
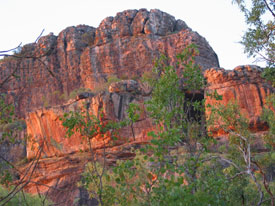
[232, 0, 274, 66]
[232, 0, 275, 86]
[208, 100, 274, 206]
[0, 33, 56, 205]
[80, 44, 235, 205]
[61, 101, 124, 206]
[72, 44, 274, 206]
[0, 185, 51, 206]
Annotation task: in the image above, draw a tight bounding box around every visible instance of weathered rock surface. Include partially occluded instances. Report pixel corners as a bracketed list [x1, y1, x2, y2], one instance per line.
[1, 8, 273, 206]
[26, 80, 152, 160]
[204, 65, 274, 135]
[20, 153, 90, 205]
[22, 65, 274, 205]
[20, 144, 139, 206]
[0, 9, 219, 118]
[19, 79, 151, 205]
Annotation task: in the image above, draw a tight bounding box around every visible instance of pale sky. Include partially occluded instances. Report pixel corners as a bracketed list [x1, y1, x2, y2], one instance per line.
[0, 0, 262, 69]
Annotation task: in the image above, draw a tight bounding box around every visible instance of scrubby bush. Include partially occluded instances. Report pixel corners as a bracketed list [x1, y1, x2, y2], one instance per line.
[0, 185, 51, 206]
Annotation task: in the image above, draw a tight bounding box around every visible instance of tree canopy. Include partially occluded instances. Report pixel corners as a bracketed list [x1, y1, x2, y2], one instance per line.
[232, 0, 274, 67]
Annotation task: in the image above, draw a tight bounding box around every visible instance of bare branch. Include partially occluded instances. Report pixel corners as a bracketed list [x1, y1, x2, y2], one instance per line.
[35, 29, 45, 43]
[0, 43, 22, 54]
[21, 190, 30, 206]
[203, 155, 242, 171]
[0, 141, 44, 205]
[263, 0, 275, 17]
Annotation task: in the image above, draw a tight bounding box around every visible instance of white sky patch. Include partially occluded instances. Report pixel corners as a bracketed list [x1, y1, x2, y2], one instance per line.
[0, 0, 264, 69]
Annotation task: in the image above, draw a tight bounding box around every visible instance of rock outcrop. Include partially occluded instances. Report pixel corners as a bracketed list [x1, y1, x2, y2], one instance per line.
[0, 9, 219, 118]
[21, 65, 274, 205]
[26, 80, 152, 160]
[0, 8, 273, 206]
[204, 65, 274, 135]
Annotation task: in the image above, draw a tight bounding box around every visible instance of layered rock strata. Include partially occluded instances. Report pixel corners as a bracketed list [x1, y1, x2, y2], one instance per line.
[26, 80, 152, 160]
[0, 8, 274, 206]
[0, 9, 219, 118]
[22, 66, 274, 205]
[204, 65, 274, 135]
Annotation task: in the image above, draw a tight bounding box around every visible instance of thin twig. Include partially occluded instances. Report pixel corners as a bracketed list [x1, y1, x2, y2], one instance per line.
[0, 43, 22, 54]
[35, 29, 45, 43]
[263, 0, 275, 17]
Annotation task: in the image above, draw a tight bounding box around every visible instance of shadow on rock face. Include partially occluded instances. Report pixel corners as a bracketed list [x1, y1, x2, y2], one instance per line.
[77, 187, 98, 206]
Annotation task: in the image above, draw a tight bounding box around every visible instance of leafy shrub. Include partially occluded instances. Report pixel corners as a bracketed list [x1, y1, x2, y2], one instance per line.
[81, 31, 95, 47]
[0, 185, 51, 206]
[65, 44, 275, 206]
[92, 75, 121, 94]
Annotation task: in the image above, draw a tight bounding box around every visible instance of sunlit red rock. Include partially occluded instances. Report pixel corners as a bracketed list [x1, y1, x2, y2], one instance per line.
[204, 65, 274, 135]
[26, 80, 152, 160]
[0, 9, 219, 118]
[2, 8, 274, 206]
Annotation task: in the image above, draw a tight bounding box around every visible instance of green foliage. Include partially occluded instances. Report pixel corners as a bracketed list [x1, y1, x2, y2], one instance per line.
[0, 95, 15, 126]
[92, 75, 121, 94]
[262, 67, 275, 86]
[0, 95, 51, 205]
[62, 102, 126, 206]
[61, 104, 122, 142]
[127, 103, 141, 124]
[230, 3, 275, 203]
[81, 151, 155, 206]
[72, 43, 274, 205]
[232, 0, 275, 67]
[62, 107, 101, 139]
[0, 185, 51, 206]
[81, 161, 112, 204]
[0, 94, 26, 152]
[81, 44, 221, 205]
[208, 96, 274, 205]
[261, 93, 275, 149]
[126, 103, 141, 140]
[81, 31, 95, 46]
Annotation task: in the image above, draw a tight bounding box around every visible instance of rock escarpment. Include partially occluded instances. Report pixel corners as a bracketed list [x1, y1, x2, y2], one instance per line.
[0, 9, 219, 117]
[22, 66, 274, 205]
[0, 9, 273, 206]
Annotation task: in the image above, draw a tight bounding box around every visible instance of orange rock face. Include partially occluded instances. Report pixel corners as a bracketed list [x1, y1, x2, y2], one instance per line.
[26, 80, 153, 160]
[19, 154, 90, 205]
[0, 9, 219, 118]
[1, 8, 273, 206]
[204, 65, 274, 134]
[22, 65, 274, 205]
[22, 81, 153, 206]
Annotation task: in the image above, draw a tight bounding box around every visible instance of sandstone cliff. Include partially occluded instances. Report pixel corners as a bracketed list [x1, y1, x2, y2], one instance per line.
[0, 9, 273, 206]
[0, 9, 219, 118]
[204, 65, 274, 135]
[21, 65, 274, 205]
[26, 80, 152, 160]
